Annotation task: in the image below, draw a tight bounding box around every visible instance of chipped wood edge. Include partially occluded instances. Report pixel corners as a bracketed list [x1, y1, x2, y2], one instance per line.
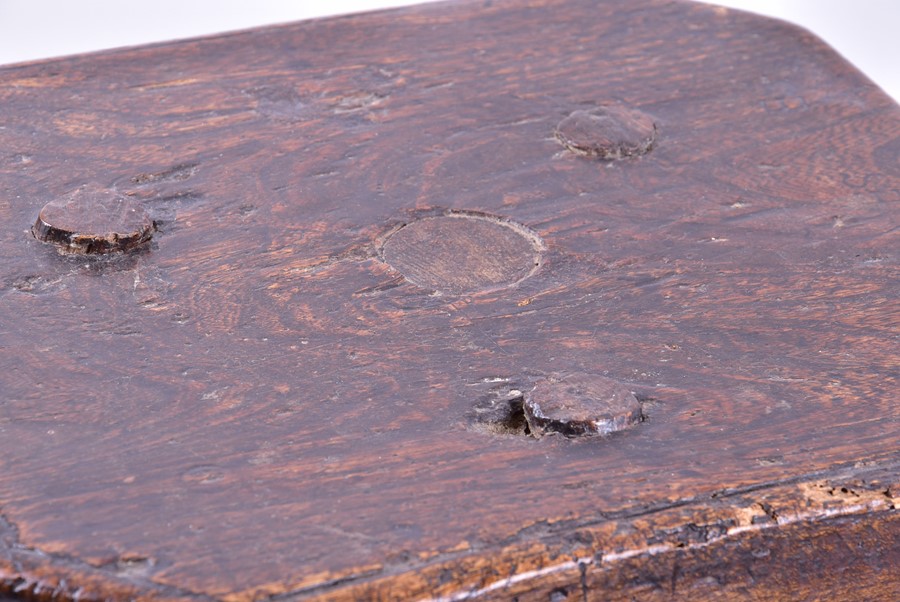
[3, 458, 896, 601]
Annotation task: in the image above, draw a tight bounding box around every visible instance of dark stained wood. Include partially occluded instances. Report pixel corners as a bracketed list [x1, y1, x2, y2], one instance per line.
[0, 0, 898, 600]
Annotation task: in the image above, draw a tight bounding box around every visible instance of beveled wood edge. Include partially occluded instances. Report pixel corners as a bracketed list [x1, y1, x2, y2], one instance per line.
[0, 0, 896, 110]
[3, 456, 897, 601]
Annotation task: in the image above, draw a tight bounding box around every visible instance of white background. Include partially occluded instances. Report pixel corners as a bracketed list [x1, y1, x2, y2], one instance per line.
[0, 0, 897, 102]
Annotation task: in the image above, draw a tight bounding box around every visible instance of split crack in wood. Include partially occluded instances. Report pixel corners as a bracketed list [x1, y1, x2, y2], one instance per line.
[0, 509, 213, 602]
[3, 463, 896, 600]
[130, 162, 199, 185]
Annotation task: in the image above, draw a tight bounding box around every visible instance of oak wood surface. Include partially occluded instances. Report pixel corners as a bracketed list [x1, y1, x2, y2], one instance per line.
[0, 0, 898, 600]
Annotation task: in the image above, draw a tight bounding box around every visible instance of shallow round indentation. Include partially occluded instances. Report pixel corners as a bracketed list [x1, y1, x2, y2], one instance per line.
[380, 212, 544, 295]
[181, 465, 226, 485]
[524, 373, 642, 437]
[32, 186, 155, 254]
[555, 105, 657, 160]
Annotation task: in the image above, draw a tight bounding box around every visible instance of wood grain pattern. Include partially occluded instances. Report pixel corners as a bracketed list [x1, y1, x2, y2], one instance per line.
[380, 212, 544, 295]
[0, 0, 897, 600]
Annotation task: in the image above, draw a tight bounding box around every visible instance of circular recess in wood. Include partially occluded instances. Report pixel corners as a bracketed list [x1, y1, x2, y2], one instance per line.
[555, 105, 657, 159]
[32, 186, 155, 254]
[380, 212, 544, 295]
[524, 373, 643, 437]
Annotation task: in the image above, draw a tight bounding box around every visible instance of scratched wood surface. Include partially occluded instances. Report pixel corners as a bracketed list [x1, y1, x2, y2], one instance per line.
[1, 0, 898, 600]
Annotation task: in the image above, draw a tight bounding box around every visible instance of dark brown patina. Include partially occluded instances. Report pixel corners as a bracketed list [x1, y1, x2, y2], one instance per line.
[0, 0, 897, 600]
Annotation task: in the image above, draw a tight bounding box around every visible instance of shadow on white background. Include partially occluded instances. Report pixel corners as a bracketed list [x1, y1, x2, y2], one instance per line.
[0, 0, 897, 102]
